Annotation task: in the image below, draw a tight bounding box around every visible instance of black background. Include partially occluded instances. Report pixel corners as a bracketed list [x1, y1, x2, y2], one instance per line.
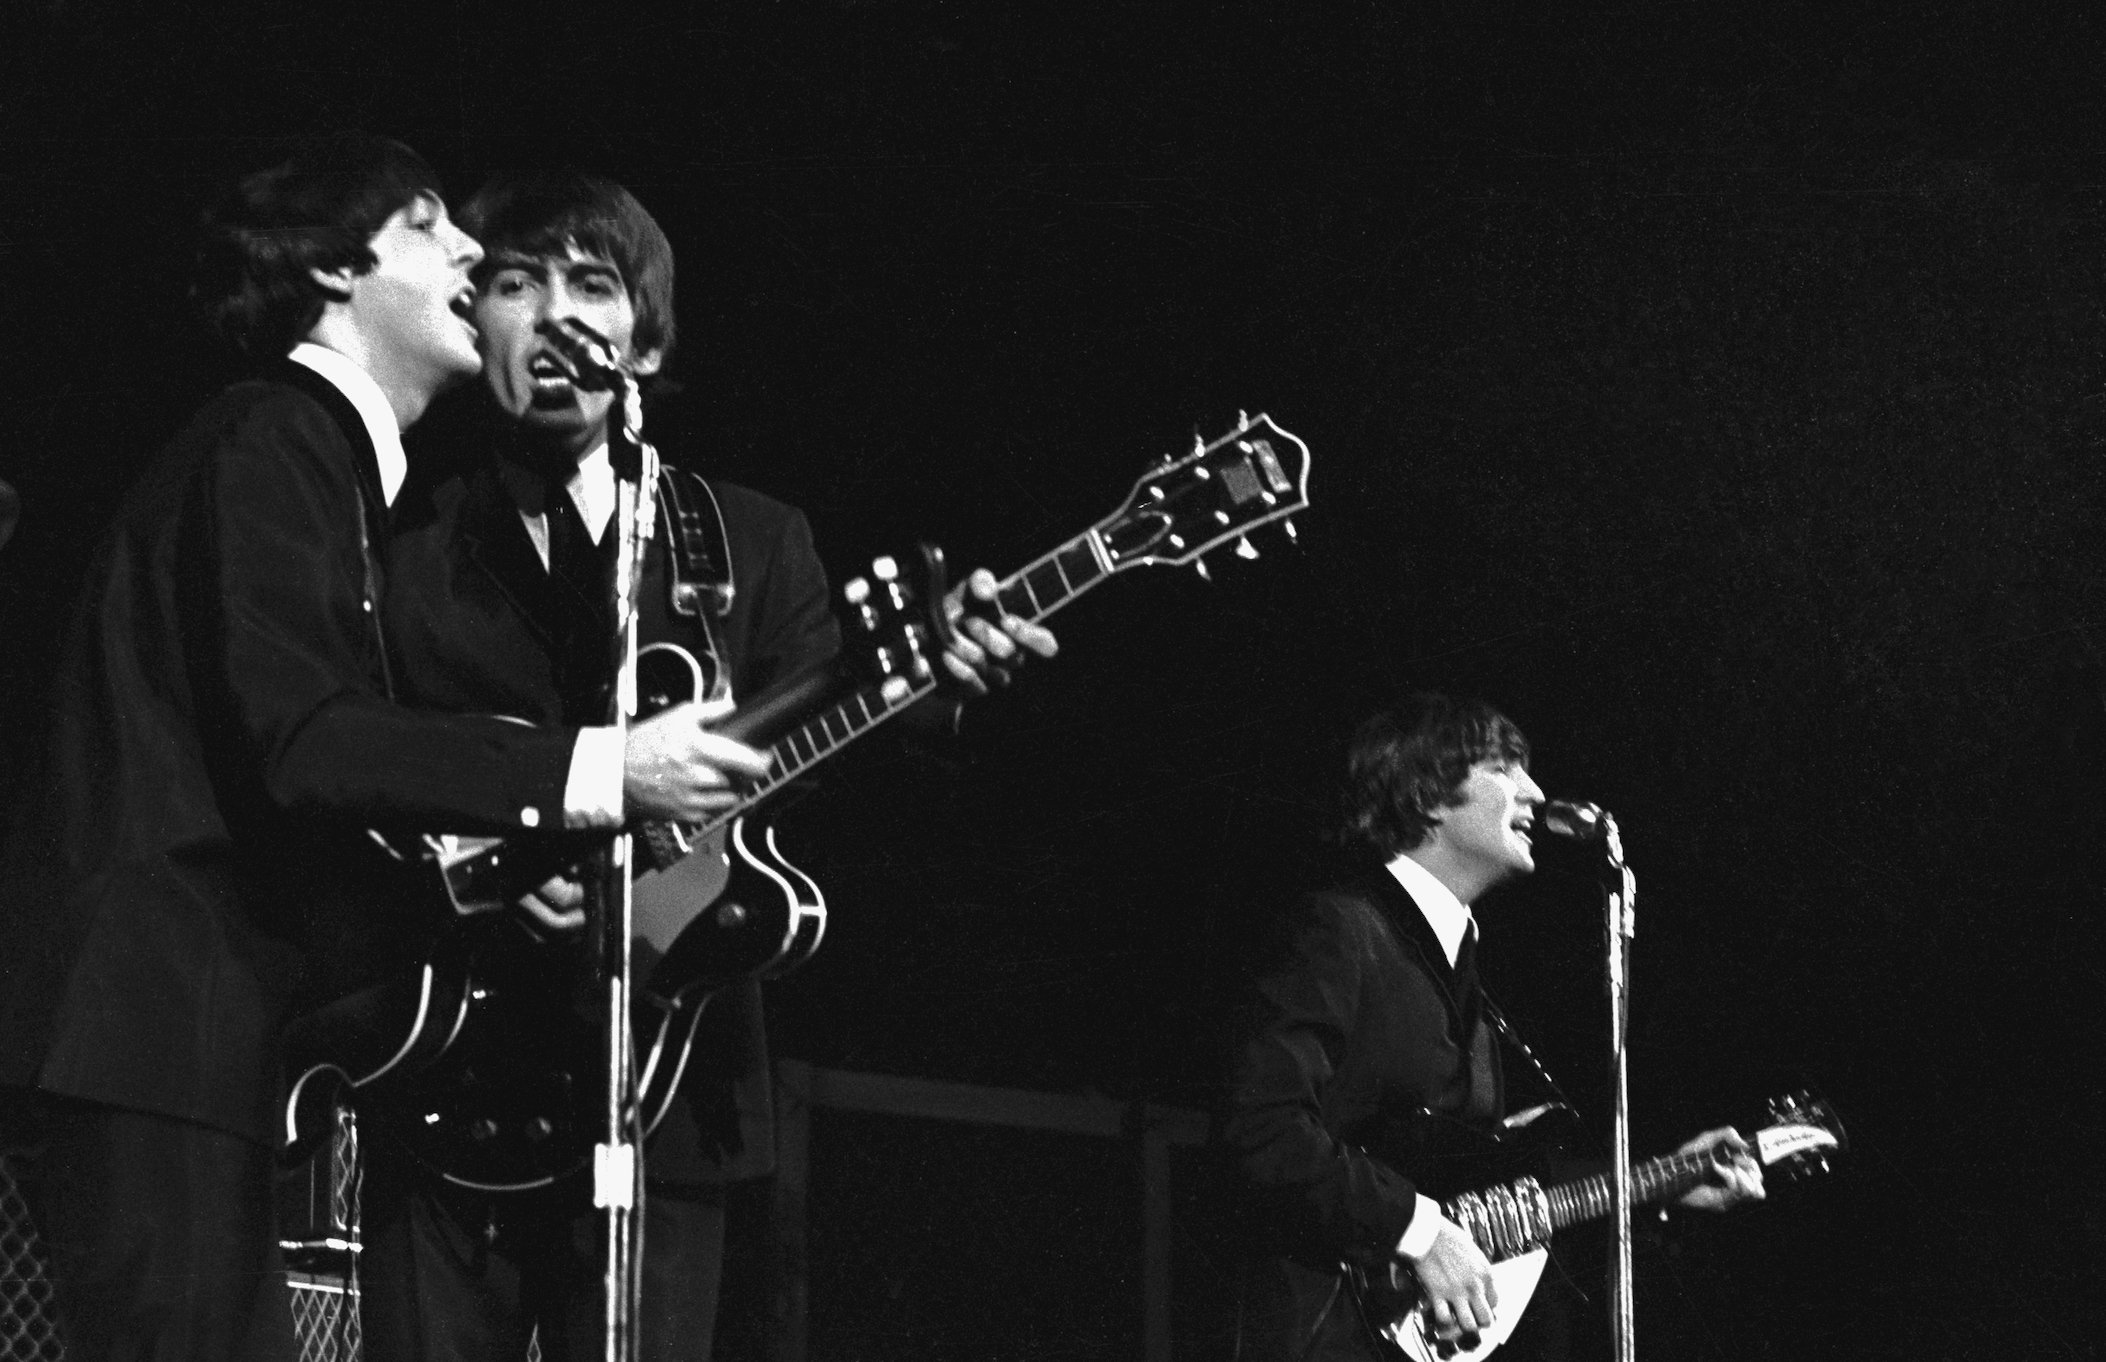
[5, 3, 2105, 1357]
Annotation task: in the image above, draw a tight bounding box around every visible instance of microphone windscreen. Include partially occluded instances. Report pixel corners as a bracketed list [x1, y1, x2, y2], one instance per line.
[1539, 800, 1605, 841]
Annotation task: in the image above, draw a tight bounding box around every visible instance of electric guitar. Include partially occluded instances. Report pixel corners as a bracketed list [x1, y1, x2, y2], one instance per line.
[284, 413, 1312, 1189]
[1352, 1092, 1845, 1362]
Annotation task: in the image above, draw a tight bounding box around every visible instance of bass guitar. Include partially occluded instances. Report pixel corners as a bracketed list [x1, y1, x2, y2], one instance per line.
[1351, 1091, 1845, 1362]
[285, 413, 1312, 1189]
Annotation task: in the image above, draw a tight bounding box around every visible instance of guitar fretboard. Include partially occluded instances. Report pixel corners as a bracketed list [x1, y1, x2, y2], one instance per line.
[688, 529, 1114, 836]
[1542, 1149, 1718, 1231]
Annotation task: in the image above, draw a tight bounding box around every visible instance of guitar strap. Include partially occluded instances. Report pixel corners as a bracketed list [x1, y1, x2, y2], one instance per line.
[655, 466, 735, 707]
[1481, 996, 1579, 1133]
[658, 466, 734, 617]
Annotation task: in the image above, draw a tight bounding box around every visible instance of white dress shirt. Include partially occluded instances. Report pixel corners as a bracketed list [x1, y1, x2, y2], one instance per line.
[507, 442, 628, 829]
[288, 342, 407, 506]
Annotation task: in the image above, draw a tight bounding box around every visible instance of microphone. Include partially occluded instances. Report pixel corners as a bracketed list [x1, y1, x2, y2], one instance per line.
[542, 320, 628, 390]
[1537, 800, 1606, 842]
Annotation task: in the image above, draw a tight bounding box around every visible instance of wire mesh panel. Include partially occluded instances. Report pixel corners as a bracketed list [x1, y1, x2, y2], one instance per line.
[0, 1152, 64, 1362]
[287, 1273, 359, 1362]
[281, 1104, 362, 1362]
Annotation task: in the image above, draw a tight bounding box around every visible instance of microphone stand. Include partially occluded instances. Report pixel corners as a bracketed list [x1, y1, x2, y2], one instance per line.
[1598, 814, 1638, 1362]
[594, 371, 657, 1362]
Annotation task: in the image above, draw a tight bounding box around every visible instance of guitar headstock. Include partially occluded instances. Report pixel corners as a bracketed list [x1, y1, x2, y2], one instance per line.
[1753, 1090, 1847, 1181]
[842, 544, 950, 693]
[1095, 413, 1311, 576]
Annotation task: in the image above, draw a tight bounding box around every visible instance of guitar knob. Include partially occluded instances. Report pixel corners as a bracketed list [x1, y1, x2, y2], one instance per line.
[872, 556, 899, 582]
[843, 577, 870, 605]
[526, 1117, 554, 1142]
[469, 1118, 499, 1142]
[715, 901, 749, 929]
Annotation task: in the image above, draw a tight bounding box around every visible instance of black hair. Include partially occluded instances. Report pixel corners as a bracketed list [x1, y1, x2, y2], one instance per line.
[456, 171, 676, 363]
[1338, 693, 1531, 859]
[192, 133, 445, 362]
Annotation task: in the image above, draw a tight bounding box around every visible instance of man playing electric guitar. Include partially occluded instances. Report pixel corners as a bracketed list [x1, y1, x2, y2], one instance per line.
[1219, 695, 1763, 1361]
[367, 171, 1055, 1362]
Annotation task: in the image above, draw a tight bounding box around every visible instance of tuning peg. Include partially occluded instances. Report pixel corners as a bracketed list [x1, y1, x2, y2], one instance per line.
[1235, 536, 1259, 560]
[1193, 557, 1212, 582]
[1192, 429, 1206, 455]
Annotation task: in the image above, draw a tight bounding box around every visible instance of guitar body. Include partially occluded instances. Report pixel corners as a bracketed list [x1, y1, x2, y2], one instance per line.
[332, 816, 827, 1192]
[1345, 1094, 1845, 1361]
[281, 936, 477, 1158]
[636, 817, 828, 1002]
[1358, 1250, 1548, 1362]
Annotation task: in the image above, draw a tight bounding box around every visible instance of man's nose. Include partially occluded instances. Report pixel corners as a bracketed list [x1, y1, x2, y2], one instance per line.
[448, 224, 483, 270]
[541, 280, 585, 322]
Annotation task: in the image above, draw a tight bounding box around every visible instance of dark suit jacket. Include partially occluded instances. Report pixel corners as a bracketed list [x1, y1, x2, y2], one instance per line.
[0, 364, 581, 1146]
[1218, 866, 1507, 1361]
[381, 449, 841, 1183]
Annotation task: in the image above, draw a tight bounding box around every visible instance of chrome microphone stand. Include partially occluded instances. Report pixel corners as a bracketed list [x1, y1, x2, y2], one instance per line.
[596, 362, 658, 1362]
[1598, 813, 1637, 1362]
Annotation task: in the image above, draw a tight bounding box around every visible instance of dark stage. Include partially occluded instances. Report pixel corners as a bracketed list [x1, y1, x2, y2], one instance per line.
[3, 3, 2103, 1358]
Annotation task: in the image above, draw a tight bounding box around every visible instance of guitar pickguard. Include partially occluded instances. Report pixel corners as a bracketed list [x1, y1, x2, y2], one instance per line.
[1378, 1250, 1548, 1362]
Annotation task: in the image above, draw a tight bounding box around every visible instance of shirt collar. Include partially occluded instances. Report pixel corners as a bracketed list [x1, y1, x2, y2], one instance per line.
[509, 441, 618, 571]
[566, 442, 617, 543]
[1384, 852, 1475, 968]
[288, 342, 406, 507]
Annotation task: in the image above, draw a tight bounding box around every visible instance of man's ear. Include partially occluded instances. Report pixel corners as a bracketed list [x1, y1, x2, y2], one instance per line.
[628, 345, 666, 378]
[309, 264, 358, 304]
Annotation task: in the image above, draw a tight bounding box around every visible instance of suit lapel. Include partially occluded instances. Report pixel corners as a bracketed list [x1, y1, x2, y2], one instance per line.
[272, 359, 387, 528]
[1359, 868, 1470, 1007]
[457, 462, 562, 651]
[1359, 866, 1506, 1123]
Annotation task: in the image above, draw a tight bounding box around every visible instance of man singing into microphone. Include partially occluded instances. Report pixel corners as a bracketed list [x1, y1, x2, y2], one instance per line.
[1218, 693, 1762, 1361]
[363, 169, 1055, 1362]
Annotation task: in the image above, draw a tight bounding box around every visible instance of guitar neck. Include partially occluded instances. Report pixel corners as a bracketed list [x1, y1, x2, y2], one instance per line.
[1540, 1148, 1719, 1233]
[697, 528, 1114, 832]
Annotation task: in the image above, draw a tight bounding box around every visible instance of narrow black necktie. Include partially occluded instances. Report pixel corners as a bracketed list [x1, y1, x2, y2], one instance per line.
[543, 478, 616, 721]
[544, 481, 600, 593]
[1454, 920, 1500, 1121]
[1452, 920, 1486, 1049]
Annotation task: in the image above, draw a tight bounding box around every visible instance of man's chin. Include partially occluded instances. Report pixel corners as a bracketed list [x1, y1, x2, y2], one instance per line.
[516, 400, 589, 433]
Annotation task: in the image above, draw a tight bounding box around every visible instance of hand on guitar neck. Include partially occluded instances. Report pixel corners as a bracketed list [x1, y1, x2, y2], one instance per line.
[938, 566, 1059, 693]
[1668, 1125, 1767, 1212]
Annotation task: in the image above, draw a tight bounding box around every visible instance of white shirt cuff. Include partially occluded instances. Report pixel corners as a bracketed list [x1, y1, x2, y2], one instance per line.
[1395, 1195, 1445, 1260]
[564, 727, 626, 829]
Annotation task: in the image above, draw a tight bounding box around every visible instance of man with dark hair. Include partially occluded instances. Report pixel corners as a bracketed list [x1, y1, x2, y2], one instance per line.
[365, 169, 1054, 1362]
[1219, 694, 1761, 1361]
[0, 138, 767, 1362]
